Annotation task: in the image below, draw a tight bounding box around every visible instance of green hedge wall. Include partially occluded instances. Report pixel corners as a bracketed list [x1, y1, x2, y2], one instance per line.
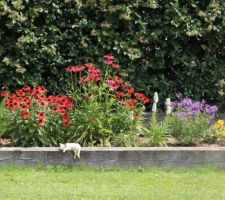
[1, 0, 225, 109]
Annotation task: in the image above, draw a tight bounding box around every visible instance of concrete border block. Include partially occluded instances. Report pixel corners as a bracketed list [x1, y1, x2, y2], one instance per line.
[1, 147, 225, 167]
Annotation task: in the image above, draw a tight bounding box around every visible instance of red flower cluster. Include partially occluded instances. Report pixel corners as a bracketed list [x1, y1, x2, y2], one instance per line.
[110, 77, 150, 110]
[81, 67, 101, 83]
[104, 54, 120, 68]
[2, 86, 73, 127]
[136, 92, 150, 104]
[65, 55, 149, 113]
[106, 79, 119, 90]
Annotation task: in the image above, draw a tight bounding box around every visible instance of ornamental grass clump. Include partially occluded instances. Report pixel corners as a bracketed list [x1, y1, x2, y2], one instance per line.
[1, 85, 74, 146]
[168, 93, 218, 145]
[143, 92, 170, 146]
[67, 54, 149, 147]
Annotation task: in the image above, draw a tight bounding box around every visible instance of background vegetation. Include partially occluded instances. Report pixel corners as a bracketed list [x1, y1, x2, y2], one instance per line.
[1, 0, 225, 109]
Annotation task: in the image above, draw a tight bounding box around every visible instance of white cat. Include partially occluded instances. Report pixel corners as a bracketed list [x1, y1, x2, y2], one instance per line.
[59, 143, 81, 159]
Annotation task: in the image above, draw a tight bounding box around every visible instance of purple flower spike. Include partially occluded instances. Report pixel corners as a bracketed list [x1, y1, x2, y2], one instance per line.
[172, 94, 218, 120]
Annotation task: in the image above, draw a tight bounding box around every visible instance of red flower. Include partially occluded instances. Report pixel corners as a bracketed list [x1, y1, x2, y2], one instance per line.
[47, 95, 56, 102]
[127, 87, 134, 95]
[12, 100, 19, 108]
[63, 121, 70, 127]
[81, 76, 89, 83]
[89, 68, 100, 74]
[1, 90, 8, 97]
[104, 54, 114, 60]
[115, 91, 124, 99]
[88, 68, 101, 82]
[130, 98, 137, 104]
[37, 112, 46, 118]
[20, 105, 29, 111]
[40, 101, 48, 107]
[67, 65, 85, 72]
[20, 112, 30, 118]
[38, 118, 46, 126]
[22, 85, 31, 91]
[3, 99, 10, 105]
[106, 79, 116, 85]
[35, 86, 46, 94]
[104, 60, 113, 65]
[141, 96, 150, 104]
[59, 108, 67, 115]
[133, 114, 140, 119]
[91, 115, 97, 121]
[84, 63, 94, 68]
[111, 63, 120, 68]
[9, 93, 17, 99]
[62, 115, 70, 127]
[136, 92, 150, 104]
[16, 89, 25, 97]
[126, 103, 135, 109]
[28, 90, 36, 96]
[51, 107, 59, 113]
[26, 102, 33, 107]
[114, 77, 123, 84]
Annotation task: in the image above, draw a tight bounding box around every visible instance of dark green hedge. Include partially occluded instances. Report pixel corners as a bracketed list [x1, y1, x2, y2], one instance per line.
[1, 0, 225, 109]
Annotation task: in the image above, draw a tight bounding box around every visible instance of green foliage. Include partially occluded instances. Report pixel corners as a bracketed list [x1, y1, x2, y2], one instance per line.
[1, 1, 225, 109]
[0, 99, 7, 136]
[168, 113, 210, 144]
[143, 112, 170, 146]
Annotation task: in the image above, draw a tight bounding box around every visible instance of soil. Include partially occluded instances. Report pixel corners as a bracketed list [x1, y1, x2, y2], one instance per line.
[0, 138, 14, 147]
[0, 137, 222, 147]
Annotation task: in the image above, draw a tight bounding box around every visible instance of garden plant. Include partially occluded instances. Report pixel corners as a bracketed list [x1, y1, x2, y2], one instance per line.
[0, 55, 150, 147]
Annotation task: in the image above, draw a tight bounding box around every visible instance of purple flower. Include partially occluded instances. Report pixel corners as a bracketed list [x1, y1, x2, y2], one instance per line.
[172, 94, 218, 120]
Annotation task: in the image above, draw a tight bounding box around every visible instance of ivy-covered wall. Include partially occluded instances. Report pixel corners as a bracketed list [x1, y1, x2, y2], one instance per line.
[1, 0, 225, 109]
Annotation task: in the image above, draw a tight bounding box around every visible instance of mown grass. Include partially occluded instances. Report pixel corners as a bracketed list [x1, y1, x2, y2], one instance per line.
[0, 165, 225, 200]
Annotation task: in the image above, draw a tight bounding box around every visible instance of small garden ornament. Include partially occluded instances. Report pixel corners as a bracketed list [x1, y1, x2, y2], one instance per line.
[152, 92, 158, 112]
[165, 98, 172, 114]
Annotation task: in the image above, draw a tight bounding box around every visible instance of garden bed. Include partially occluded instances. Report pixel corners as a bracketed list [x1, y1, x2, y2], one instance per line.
[1, 147, 225, 167]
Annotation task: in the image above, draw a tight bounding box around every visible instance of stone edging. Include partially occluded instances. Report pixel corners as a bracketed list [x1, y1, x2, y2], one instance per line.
[1, 147, 225, 167]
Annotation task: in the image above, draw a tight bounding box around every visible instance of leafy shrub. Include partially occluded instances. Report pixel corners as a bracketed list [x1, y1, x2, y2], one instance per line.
[1, 1, 225, 110]
[167, 113, 210, 145]
[168, 94, 217, 144]
[1, 86, 73, 146]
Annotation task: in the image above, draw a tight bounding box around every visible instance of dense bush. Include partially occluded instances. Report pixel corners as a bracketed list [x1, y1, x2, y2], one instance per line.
[1, 0, 225, 109]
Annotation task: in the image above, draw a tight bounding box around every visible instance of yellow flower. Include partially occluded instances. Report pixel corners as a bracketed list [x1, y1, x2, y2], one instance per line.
[216, 131, 225, 137]
[214, 120, 224, 129]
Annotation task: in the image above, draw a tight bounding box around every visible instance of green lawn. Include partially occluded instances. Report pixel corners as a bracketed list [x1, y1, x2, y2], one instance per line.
[0, 166, 225, 200]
